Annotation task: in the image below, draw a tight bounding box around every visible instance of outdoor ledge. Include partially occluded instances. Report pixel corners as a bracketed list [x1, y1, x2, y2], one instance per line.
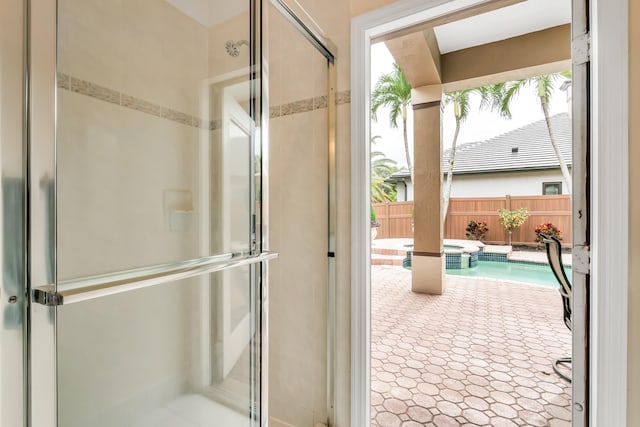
[444, 239, 485, 254]
[482, 244, 513, 255]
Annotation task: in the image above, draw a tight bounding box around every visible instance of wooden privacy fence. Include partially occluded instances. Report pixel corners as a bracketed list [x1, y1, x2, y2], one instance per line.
[373, 195, 572, 245]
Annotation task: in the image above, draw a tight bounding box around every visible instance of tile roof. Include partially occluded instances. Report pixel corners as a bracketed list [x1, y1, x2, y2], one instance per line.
[443, 112, 571, 175]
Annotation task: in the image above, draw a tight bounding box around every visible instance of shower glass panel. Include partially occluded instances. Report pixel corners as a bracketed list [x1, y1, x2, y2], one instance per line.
[53, 0, 264, 425]
[267, 2, 333, 425]
[57, 267, 260, 427]
[56, 0, 257, 280]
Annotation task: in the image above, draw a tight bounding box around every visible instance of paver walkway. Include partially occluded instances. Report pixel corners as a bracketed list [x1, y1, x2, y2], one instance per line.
[371, 265, 572, 427]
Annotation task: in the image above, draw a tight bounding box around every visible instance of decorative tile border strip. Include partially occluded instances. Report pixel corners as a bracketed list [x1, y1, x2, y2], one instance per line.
[57, 73, 350, 126]
[57, 73, 220, 130]
[478, 253, 509, 263]
[269, 90, 350, 119]
[445, 253, 462, 269]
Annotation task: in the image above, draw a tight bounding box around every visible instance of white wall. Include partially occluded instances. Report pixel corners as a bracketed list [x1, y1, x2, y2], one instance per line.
[450, 169, 568, 198]
[395, 180, 414, 201]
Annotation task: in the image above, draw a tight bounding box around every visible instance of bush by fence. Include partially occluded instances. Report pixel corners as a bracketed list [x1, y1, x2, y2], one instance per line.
[372, 195, 572, 246]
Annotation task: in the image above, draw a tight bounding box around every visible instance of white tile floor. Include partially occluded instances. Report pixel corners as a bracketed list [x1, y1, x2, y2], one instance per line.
[134, 394, 250, 427]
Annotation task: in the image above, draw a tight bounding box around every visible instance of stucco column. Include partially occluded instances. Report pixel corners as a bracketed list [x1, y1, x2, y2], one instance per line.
[411, 86, 444, 294]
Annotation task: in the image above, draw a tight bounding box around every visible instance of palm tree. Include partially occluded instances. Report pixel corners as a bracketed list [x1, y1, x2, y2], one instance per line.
[441, 86, 501, 222]
[370, 137, 398, 203]
[371, 151, 397, 202]
[442, 90, 471, 221]
[371, 63, 413, 175]
[491, 72, 572, 194]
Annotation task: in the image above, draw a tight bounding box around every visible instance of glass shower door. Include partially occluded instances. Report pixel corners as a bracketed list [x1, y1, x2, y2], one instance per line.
[29, 1, 269, 426]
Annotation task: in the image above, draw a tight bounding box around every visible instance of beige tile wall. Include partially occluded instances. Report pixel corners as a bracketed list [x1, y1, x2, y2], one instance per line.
[56, 90, 201, 279]
[269, 108, 329, 426]
[207, 12, 252, 79]
[58, 0, 210, 116]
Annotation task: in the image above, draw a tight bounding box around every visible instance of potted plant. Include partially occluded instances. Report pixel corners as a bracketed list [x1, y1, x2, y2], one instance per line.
[371, 205, 381, 240]
[465, 220, 489, 241]
[534, 222, 562, 244]
[497, 207, 529, 245]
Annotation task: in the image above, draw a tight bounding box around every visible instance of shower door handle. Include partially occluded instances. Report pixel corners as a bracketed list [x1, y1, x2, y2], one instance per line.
[32, 251, 278, 306]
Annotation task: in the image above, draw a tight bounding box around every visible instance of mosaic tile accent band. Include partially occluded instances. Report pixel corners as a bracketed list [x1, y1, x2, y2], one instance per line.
[57, 73, 349, 127]
[269, 91, 350, 118]
[57, 73, 218, 130]
[478, 252, 509, 262]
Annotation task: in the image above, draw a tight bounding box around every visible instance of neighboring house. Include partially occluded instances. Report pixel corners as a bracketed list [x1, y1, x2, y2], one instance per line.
[385, 113, 571, 200]
[385, 168, 413, 201]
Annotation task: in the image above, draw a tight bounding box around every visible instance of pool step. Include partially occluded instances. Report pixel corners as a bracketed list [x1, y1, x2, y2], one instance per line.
[371, 246, 409, 266]
[371, 253, 405, 266]
[371, 247, 408, 256]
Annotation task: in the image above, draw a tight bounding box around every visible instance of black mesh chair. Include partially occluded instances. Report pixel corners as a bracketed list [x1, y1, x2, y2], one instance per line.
[541, 234, 572, 383]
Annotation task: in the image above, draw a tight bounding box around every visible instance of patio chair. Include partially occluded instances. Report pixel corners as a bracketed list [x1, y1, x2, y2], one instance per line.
[541, 233, 572, 383]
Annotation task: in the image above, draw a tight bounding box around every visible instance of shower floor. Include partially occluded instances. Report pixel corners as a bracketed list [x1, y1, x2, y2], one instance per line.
[134, 394, 250, 427]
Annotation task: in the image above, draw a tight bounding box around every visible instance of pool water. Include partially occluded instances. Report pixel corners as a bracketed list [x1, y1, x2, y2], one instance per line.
[446, 260, 571, 288]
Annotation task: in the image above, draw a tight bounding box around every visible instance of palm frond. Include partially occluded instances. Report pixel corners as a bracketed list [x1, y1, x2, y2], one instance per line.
[498, 79, 529, 119]
[370, 149, 398, 202]
[478, 83, 505, 112]
[371, 63, 412, 128]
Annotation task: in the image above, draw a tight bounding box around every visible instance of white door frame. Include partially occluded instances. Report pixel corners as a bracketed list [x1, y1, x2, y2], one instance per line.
[350, 1, 629, 426]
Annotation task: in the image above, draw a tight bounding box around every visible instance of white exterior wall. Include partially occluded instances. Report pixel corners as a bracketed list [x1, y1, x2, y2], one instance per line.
[394, 180, 414, 201]
[449, 169, 569, 198]
[397, 169, 568, 201]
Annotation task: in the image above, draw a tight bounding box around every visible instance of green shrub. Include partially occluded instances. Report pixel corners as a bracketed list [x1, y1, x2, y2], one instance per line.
[371, 205, 380, 227]
[465, 220, 489, 241]
[534, 222, 562, 243]
[497, 208, 529, 244]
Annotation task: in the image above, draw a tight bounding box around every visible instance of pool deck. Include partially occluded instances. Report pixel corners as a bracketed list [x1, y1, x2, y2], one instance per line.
[371, 265, 572, 426]
[371, 238, 572, 267]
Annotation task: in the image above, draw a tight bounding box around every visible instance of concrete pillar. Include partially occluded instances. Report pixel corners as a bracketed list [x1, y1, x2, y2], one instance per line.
[411, 85, 444, 294]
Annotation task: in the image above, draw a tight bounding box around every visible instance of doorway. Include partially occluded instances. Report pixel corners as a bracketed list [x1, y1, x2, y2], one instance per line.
[348, 0, 620, 426]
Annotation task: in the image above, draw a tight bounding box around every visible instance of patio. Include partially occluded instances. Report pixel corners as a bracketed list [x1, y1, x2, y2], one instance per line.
[371, 265, 572, 427]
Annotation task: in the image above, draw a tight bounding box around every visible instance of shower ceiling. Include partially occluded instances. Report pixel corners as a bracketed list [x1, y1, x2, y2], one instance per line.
[164, 0, 247, 28]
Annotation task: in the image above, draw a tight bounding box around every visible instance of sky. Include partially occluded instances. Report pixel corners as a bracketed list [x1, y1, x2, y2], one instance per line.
[370, 42, 570, 170]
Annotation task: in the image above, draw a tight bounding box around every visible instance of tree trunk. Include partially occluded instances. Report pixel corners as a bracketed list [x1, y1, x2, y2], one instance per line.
[541, 97, 572, 194]
[442, 117, 461, 225]
[402, 110, 412, 178]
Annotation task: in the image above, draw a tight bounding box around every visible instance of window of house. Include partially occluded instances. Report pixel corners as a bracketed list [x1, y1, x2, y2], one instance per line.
[543, 182, 562, 195]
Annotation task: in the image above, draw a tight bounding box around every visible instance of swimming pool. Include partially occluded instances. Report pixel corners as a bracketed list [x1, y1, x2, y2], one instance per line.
[446, 260, 571, 288]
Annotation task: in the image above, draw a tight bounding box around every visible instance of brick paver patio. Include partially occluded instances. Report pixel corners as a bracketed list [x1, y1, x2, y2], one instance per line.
[371, 265, 572, 427]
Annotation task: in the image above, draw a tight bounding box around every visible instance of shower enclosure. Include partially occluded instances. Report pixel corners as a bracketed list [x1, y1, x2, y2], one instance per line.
[4, 0, 271, 425]
[1, 0, 338, 426]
